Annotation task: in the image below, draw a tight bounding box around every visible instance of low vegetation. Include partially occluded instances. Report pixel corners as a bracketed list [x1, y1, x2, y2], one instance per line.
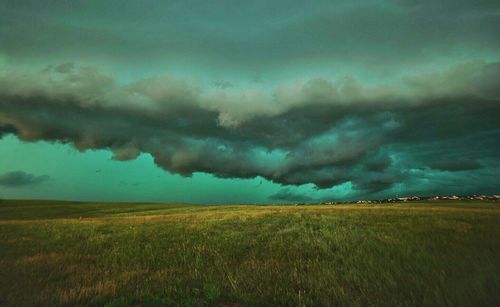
[0, 200, 499, 306]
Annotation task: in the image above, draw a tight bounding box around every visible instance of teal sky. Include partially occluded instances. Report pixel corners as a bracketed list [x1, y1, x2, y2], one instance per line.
[0, 0, 499, 202]
[0, 135, 355, 203]
[0, 135, 281, 203]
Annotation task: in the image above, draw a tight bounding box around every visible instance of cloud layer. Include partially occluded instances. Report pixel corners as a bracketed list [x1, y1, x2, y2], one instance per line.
[2, 0, 499, 75]
[0, 171, 49, 187]
[0, 62, 498, 197]
[1, 1, 499, 200]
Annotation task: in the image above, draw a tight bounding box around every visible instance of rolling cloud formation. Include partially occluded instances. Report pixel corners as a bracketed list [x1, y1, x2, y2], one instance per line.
[0, 62, 498, 195]
[1, 0, 500, 199]
[0, 171, 49, 187]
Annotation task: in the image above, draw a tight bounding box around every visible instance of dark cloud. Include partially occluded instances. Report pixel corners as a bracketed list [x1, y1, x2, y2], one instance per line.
[0, 62, 499, 197]
[1, 1, 498, 201]
[1, 1, 499, 73]
[353, 171, 406, 194]
[428, 160, 482, 172]
[0, 171, 49, 187]
[0, 123, 17, 138]
[269, 188, 313, 202]
[363, 152, 393, 172]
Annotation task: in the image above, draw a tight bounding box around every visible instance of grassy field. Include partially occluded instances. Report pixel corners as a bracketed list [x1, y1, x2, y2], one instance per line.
[0, 200, 499, 306]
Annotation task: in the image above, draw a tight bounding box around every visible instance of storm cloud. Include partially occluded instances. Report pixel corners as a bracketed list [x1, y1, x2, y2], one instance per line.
[1, 0, 499, 75]
[269, 188, 313, 202]
[1, 1, 499, 200]
[0, 171, 49, 187]
[0, 61, 498, 197]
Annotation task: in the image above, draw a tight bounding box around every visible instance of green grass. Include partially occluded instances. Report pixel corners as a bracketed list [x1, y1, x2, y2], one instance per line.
[0, 200, 499, 306]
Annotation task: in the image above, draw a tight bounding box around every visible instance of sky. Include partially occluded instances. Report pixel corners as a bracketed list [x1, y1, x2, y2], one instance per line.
[0, 0, 499, 203]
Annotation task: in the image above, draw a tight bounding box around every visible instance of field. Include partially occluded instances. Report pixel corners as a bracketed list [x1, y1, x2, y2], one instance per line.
[0, 200, 499, 306]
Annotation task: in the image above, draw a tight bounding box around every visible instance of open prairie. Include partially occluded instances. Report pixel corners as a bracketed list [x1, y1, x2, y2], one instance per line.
[0, 200, 499, 306]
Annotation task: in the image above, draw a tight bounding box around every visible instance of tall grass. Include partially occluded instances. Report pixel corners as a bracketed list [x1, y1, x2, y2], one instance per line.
[0, 200, 499, 306]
